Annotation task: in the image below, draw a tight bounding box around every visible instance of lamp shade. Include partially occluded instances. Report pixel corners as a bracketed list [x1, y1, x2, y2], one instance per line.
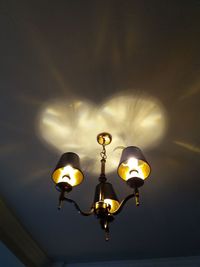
[94, 182, 120, 213]
[52, 152, 84, 188]
[118, 146, 151, 183]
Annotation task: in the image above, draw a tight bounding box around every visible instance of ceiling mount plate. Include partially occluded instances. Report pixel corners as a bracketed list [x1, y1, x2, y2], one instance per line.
[97, 132, 112, 146]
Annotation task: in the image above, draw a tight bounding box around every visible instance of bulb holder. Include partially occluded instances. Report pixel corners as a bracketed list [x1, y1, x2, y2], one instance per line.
[94, 201, 108, 216]
[56, 182, 72, 192]
[126, 177, 144, 189]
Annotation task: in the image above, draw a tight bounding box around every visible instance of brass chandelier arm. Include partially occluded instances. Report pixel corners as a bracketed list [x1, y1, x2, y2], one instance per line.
[63, 197, 94, 216]
[112, 193, 135, 215]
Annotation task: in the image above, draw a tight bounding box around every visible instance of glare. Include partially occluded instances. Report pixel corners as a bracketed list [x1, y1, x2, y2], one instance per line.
[60, 165, 78, 186]
[126, 157, 144, 179]
[38, 93, 167, 174]
[104, 199, 119, 213]
[100, 94, 167, 149]
[127, 157, 138, 167]
[174, 140, 200, 154]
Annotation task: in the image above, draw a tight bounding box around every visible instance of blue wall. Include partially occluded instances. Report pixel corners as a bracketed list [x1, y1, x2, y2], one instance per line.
[0, 242, 24, 267]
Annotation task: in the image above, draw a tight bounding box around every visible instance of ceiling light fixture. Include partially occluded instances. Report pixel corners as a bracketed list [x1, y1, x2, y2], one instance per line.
[52, 132, 151, 241]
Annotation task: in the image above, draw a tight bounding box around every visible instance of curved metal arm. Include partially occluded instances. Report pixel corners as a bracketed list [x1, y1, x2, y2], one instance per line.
[112, 193, 135, 215]
[63, 197, 94, 216]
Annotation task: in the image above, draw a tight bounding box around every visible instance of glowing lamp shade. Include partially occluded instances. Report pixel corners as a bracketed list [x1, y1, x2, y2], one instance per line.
[94, 182, 120, 213]
[52, 152, 84, 189]
[118, 146, 151, 183]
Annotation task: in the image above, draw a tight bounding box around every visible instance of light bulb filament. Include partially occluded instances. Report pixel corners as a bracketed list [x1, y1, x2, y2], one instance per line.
[129, 169, 139, 176]
[62, 174, 71, 180]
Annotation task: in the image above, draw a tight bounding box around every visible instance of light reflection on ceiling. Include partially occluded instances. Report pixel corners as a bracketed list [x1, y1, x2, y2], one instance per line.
[38, 93, 167, 174]
[174, 140, 200, 154]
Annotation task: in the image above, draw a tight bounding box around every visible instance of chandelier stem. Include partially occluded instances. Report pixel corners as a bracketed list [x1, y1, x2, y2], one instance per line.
[99, 144, 107, 183]
[99, 158, 107, 183]
[101, 158, 106, 176]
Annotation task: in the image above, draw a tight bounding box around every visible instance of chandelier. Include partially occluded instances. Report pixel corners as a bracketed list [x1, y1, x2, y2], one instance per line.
[52, 132, 151, 241]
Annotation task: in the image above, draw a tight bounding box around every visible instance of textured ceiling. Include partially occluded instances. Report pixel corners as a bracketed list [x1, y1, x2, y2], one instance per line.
[0, 0, 200, 264]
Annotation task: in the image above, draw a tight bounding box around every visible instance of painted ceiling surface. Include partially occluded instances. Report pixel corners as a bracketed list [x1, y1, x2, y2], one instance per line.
[0, 0, 200, 263]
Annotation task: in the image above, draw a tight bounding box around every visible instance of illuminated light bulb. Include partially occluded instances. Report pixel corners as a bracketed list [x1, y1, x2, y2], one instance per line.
[63, 165, 74, 176]
[117, 145, 151, 182]
[61, 165, 77, 186]
[129, 169, 139, 176]
[126, 158, 143, 180]
[125, 157, 144, 180]
[127, 157, 139, 169]
[129, 170, 144, 180]
[104, 198, 119, 213]
[52, 152, 84, 189]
